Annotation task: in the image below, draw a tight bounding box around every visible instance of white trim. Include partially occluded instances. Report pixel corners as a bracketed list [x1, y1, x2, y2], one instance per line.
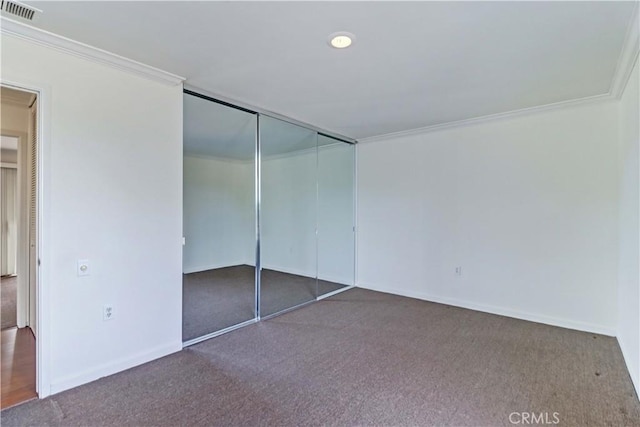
[318, 284, 354, 300]
[261, 263, 351, 285]
[359, 4, 639, 144]
[611, 3, 640, 99]
[260, 299, 316, 321]
[317, 273, 351, 286]
[1, 79, 50, 397]
[184, 152, 253, 165]
[261, 264, 315, 279]
[618, 334, 640, 397]
[184, 84, 356, 144]
[260, 141, 345, 163]
[0, 17, 185, 86]
[356, 283, 617, 337]
[359, 93, 614, 143]
[0, 162, 18, 168]
[183, 262, 248, 275]
[50, 342, 181, 395]
[185, 262, 351, 285]
[262, 142, 317, 162]
[182, 318, 257, 347]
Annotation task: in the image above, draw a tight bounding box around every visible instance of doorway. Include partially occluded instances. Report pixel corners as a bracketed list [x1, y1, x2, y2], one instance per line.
[1, 85, 38, 408]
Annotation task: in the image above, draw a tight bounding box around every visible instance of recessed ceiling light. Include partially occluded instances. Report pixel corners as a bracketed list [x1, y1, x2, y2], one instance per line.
[329, 32, 355, 49]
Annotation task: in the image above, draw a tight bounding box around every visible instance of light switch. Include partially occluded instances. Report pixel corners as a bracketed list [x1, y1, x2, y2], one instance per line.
[78, 259, 90, 277]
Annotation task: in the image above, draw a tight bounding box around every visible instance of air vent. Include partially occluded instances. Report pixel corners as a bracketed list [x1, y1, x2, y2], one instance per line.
[1, 0, 41, 21]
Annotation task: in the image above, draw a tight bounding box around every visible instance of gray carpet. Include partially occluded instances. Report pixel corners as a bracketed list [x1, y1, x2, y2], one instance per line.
[183, 266, 346, 341]
[1, 276, 17, 330]
[3, 288, 639, 426]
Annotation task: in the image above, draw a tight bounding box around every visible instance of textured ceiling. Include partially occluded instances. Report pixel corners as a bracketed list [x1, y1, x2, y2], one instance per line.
[24, 1, 638, 139]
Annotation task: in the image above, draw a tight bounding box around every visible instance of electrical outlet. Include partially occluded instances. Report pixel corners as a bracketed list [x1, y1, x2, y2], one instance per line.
[455, 266, 463, 277]
[103, 305, 114, 321]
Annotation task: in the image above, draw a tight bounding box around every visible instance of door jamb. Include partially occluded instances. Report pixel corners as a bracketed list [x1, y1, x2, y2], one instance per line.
[1, 79, 50, 398]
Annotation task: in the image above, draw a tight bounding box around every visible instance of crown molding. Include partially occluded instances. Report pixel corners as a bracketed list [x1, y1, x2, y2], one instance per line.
[184, 152, 253, 165]
[610, 2, 639, 99]
[0, 17, 185, 86]
[358, 93, 613, 144]
[360, 4, 639, 145]
[184, 84, 357, 144]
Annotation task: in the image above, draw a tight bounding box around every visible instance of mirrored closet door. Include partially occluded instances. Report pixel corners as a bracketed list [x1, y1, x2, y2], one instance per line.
[317, 135, 355, 297]
[259, 116, 318, 317]
[182, 92, 257, 342]
[182, 90, 356, 343]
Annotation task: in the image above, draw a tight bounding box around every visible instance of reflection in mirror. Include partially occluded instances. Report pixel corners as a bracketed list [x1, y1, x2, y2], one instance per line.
[182, 93, 256, 341]
[317, 136, 355, 296]
[260, 116, 318, 317]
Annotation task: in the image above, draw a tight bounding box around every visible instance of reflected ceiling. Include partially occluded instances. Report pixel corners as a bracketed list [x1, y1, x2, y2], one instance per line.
[184, 94, 340, 161]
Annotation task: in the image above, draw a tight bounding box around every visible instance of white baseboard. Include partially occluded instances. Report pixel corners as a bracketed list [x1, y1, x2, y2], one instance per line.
[318, 273, 352, 286]
[318, 285, 356, 300]
[49, 341, 182, 395]
[183, 261, 247, 274]
[618, 334, 640, 398]
[261, 264, 314, 279]
[185, 262, 352, 285]
[262, 264, 351, 285]
[357, 282, 616, 337]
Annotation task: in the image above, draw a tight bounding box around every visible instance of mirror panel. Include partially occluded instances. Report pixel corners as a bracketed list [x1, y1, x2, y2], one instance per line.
[182, 93, 256, 341]
[260, 116, 318, 317]
[317, 136, 355, 297]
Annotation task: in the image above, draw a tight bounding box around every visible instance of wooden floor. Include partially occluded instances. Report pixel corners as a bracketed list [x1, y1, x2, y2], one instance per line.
[1, 327, 36, 409]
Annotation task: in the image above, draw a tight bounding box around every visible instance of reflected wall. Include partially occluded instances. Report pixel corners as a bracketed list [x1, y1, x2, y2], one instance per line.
[260, 116, 318, 317]
[317, 135, 355, 296]
[182, 93, 256, 341]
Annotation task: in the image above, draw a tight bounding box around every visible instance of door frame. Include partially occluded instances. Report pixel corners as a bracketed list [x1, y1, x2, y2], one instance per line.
[1, 79, 50, 398]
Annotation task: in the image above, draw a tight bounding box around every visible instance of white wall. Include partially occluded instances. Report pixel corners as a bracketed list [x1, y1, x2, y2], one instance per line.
[357, 101, 619, 335]
[1, 35, 183, 395]
[318, 143, 355, 285]
[617, 56, 640, 394]
[261, 149, 317, 277]
[182, 143, 355, 285]
[183, 155, 254, 273]
[260, 145, 355, 285]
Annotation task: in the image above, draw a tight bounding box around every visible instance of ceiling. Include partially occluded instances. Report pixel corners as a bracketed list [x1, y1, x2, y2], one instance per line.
[22, 1, 638, 140]
[184, 93, 335, 161]
[184, 93, 256, 160]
